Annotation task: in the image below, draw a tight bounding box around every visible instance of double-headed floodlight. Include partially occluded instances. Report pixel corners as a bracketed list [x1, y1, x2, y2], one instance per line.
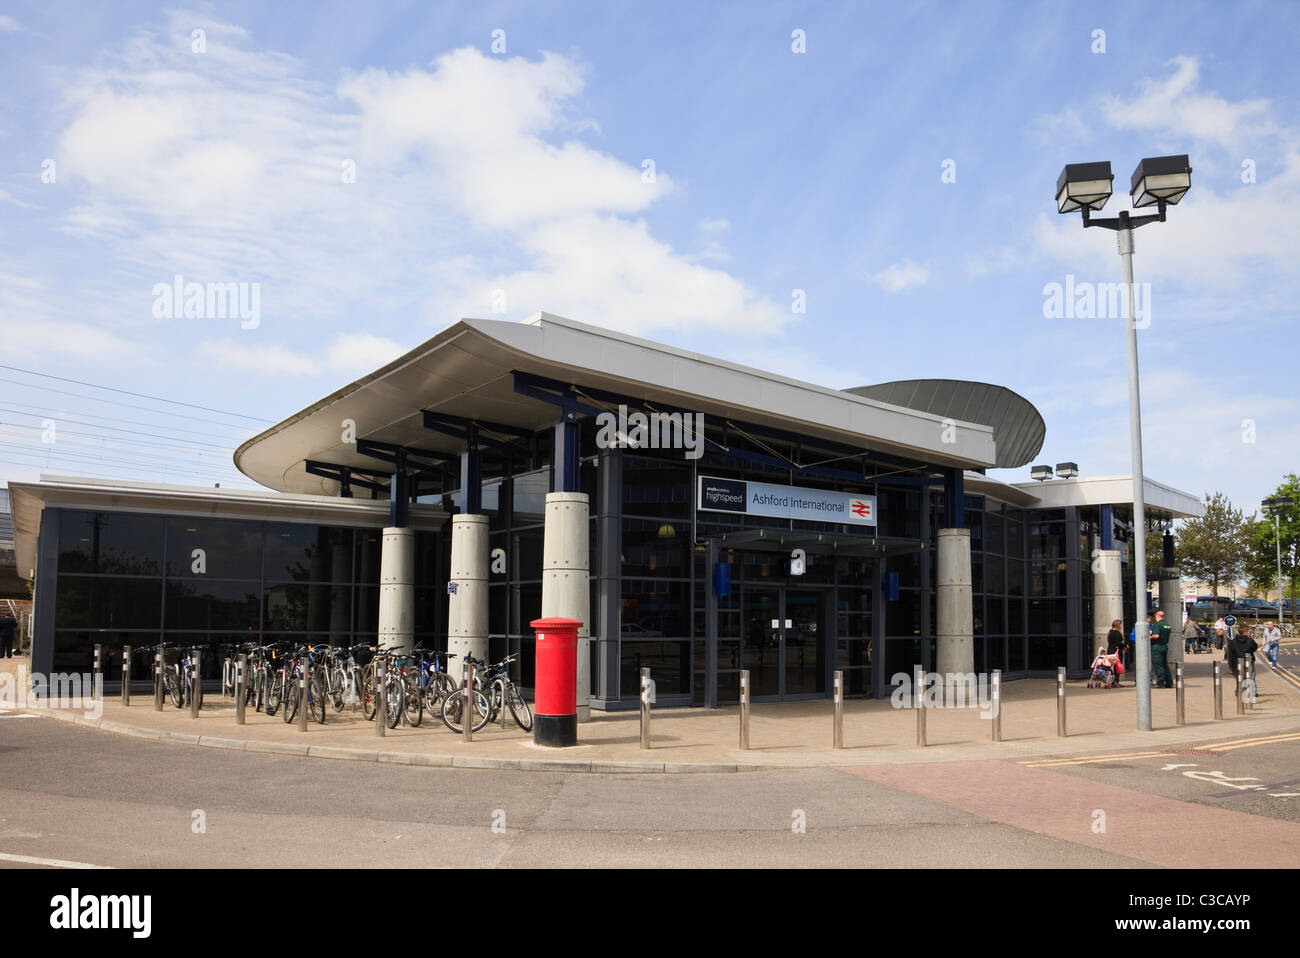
[1129, 155, 1193, 208]
[1055, 462, 1079, 479]
[1055, 162, 1114, 214]
[1031, 464, 1053, 481]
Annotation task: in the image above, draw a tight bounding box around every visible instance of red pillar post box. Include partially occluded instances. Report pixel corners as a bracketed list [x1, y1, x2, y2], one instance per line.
[531, 616, 581, 747]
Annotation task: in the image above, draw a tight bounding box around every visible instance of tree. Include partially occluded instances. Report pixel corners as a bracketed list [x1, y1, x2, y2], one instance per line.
[1177, 492, 1248, 598]
[1246, 474, 1300, 623]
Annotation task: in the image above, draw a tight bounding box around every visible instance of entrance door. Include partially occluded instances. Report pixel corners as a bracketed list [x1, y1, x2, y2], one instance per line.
[740, 587, 826, 699]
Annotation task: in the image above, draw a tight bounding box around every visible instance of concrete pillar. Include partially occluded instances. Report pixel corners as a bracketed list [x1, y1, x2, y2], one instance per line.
[543, 492, 590, 720]
[1161, 573, 1183, 665]
[377, 527, 415, 652]
[1092, 549, 1122, 657]
[447, 515, 489, 670]
[935, 528, 973, 680]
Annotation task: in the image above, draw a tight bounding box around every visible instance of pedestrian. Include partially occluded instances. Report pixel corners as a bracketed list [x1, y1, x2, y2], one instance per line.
[1214, 616, 1227, 650]
[1106, 619, 1125, 683]
[1262, 620, 1282, 670]
[1226, 624, 1259, 703]
[0, 613, 14, 658]
[1150, 610, 1173, 689]
[1183, 613, 1200, 654]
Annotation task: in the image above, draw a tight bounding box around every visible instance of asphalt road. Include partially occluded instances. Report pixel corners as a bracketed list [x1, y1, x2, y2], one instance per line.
[0, 717, 1296, 868]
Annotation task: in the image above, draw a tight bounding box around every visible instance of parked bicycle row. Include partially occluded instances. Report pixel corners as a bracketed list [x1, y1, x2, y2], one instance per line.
[153, 640, 532, 734]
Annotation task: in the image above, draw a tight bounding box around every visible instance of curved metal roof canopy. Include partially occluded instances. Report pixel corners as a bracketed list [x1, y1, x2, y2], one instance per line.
[235, 313, 999, 495]
[845, 380, 1045, 469]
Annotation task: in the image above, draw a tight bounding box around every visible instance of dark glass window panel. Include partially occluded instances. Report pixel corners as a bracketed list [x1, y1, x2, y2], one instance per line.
[354, 530, 382, 586]
[893, 552, 921, 589]
[835, 639, 871, 669]
[838, 588, 871, 614]
[509, 583, 542, 635]
[1008, 636, 1026, 671]
[58, 511, 164, 576]
[166, 517, 262, 579]
[1007, 558, 1024, 596]
[692, 671, 705, 706]
[619, 640, 690, 698]
[621, 518, 690, 577]
[885, 591, 921, 637]
[56, 576, 162, 630]
[488, 477, 511, 531]
[844, 668, 871, 695]
[986, 555, 1005, 596]
[262, 524, 352, 582]
[1028, 598, 1067, 635]
[1027, 523, 1064, 560]
[837, 612, 871, 638]
[971, 554, 984, 593]
[261, 582, 351, 634]
[167, 579, 260, 632]
[622, 455, 691, 519]
[1006, 517, 1024, 559]
[718, 639, 740, 670]
[53, 632, 162, 681]
[414, 587, 438, 634]
[985, 595, 1004, 634]
[1028, 636, 1067, 671]
[716, 671, 739, 705]
[1008, 597, 1024, 635]
[489, 582, 507, 636]
[965, 510, 983, 549]
[1030, 559, 1069, 598]
[518, 633, 535, 689]
[987, 634, 1007, 672]
[354, 585, 379, 636]
[510, 528, 544, 583]
[985, 514, 1004, 555]
[620, 580, 690, 638]
[413, 531, 439, 587]
[884, 638, 921, 683]
[836, 557, 873, 587]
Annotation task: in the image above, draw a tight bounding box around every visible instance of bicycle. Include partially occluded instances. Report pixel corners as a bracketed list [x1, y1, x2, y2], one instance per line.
[282, 644, 327, 725]
[360, 648, 404, 729]
[465, 653, 532, 732]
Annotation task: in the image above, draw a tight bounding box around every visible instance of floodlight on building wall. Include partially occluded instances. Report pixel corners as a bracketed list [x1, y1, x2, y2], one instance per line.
[1130, 155, 1192, 208]
[1031, 464, 1053, 481]
[1055, 462, 1079, 479]
[1055, 161, 1114, 214]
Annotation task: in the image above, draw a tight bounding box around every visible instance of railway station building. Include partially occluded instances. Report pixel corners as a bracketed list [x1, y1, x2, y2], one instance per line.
[12, 312, 1203, 708]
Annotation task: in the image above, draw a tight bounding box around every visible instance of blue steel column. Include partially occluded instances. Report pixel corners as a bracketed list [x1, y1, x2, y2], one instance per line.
[705, 537, 719, 708]
[461, 423, 482, 514]
[389, 465, 408, 528]
[554, 416, 581, 493]
[594, 447, 622, 707]
[1100, 504, 1114, 551]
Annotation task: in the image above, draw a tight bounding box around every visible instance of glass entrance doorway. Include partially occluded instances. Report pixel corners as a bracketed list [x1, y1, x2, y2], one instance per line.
[741, 587, 826, 699]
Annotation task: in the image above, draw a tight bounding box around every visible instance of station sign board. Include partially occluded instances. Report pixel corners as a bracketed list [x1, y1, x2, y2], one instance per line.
[697, 476, 876, 527]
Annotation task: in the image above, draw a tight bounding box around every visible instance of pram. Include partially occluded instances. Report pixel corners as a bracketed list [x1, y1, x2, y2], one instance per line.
[1087, 650, 1121, 688]
[1191, 625, 1212, 654]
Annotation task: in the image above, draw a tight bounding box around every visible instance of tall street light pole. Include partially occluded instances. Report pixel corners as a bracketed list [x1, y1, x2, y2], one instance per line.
[1263, 496, 1293, 614]
[1056, 155, 1193, 732]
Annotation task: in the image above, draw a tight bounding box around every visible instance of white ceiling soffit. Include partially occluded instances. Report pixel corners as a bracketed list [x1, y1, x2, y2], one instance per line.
[1010, 475, 1205, 519]
[235, 313, 998, 494]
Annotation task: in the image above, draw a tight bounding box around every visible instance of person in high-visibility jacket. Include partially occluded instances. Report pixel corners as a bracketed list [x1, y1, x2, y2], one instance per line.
[1150, 610, 1173, 688]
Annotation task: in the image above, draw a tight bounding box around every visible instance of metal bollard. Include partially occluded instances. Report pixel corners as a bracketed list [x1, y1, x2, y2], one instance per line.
[739, 669, 750, 750]
[1213, 661, 1223, 720]
[93, 644, 102, 685]
[1245, 657, 1255, 711]
[991, 669, 1002, 742]
[235, 654, 247, 726]
[1236, 662, 1244, 715]
[1056, 667, 1067, 737]
[914, 666, 926, 747]
[832, 671, 843, 749]
[297, 661, 308, 732]
[121, 645, 132, 707]
[639, 667, 651, 749]
[154, 647, 164, 711]
[375, 657, 386, 737]
[190, 650, 201, 718]
[463, 660, 474, 743]
[1175, 663, 1185, 726]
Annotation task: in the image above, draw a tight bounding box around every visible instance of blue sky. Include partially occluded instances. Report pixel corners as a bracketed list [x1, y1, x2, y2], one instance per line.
[0, 0, 1296, 519]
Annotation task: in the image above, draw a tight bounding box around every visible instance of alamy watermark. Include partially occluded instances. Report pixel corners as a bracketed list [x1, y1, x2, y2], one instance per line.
[594, 404, 705, 460]
[890, 670, 999, 719]
[152, 274, 261, 329]
[1042, 275, 1151, 329]
[1, 665, 103, 720]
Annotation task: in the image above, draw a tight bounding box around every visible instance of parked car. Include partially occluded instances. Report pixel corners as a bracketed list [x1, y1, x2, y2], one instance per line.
[1229, 597, 1279, 618]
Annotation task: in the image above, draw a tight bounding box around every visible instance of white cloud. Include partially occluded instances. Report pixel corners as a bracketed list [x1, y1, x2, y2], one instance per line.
[198, 332, 407, 378]
[45, 17, 785, 346]
[869, 259, 930, 293]
[1102, 56, 1274, 149]
[0, 15, 22, 32]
